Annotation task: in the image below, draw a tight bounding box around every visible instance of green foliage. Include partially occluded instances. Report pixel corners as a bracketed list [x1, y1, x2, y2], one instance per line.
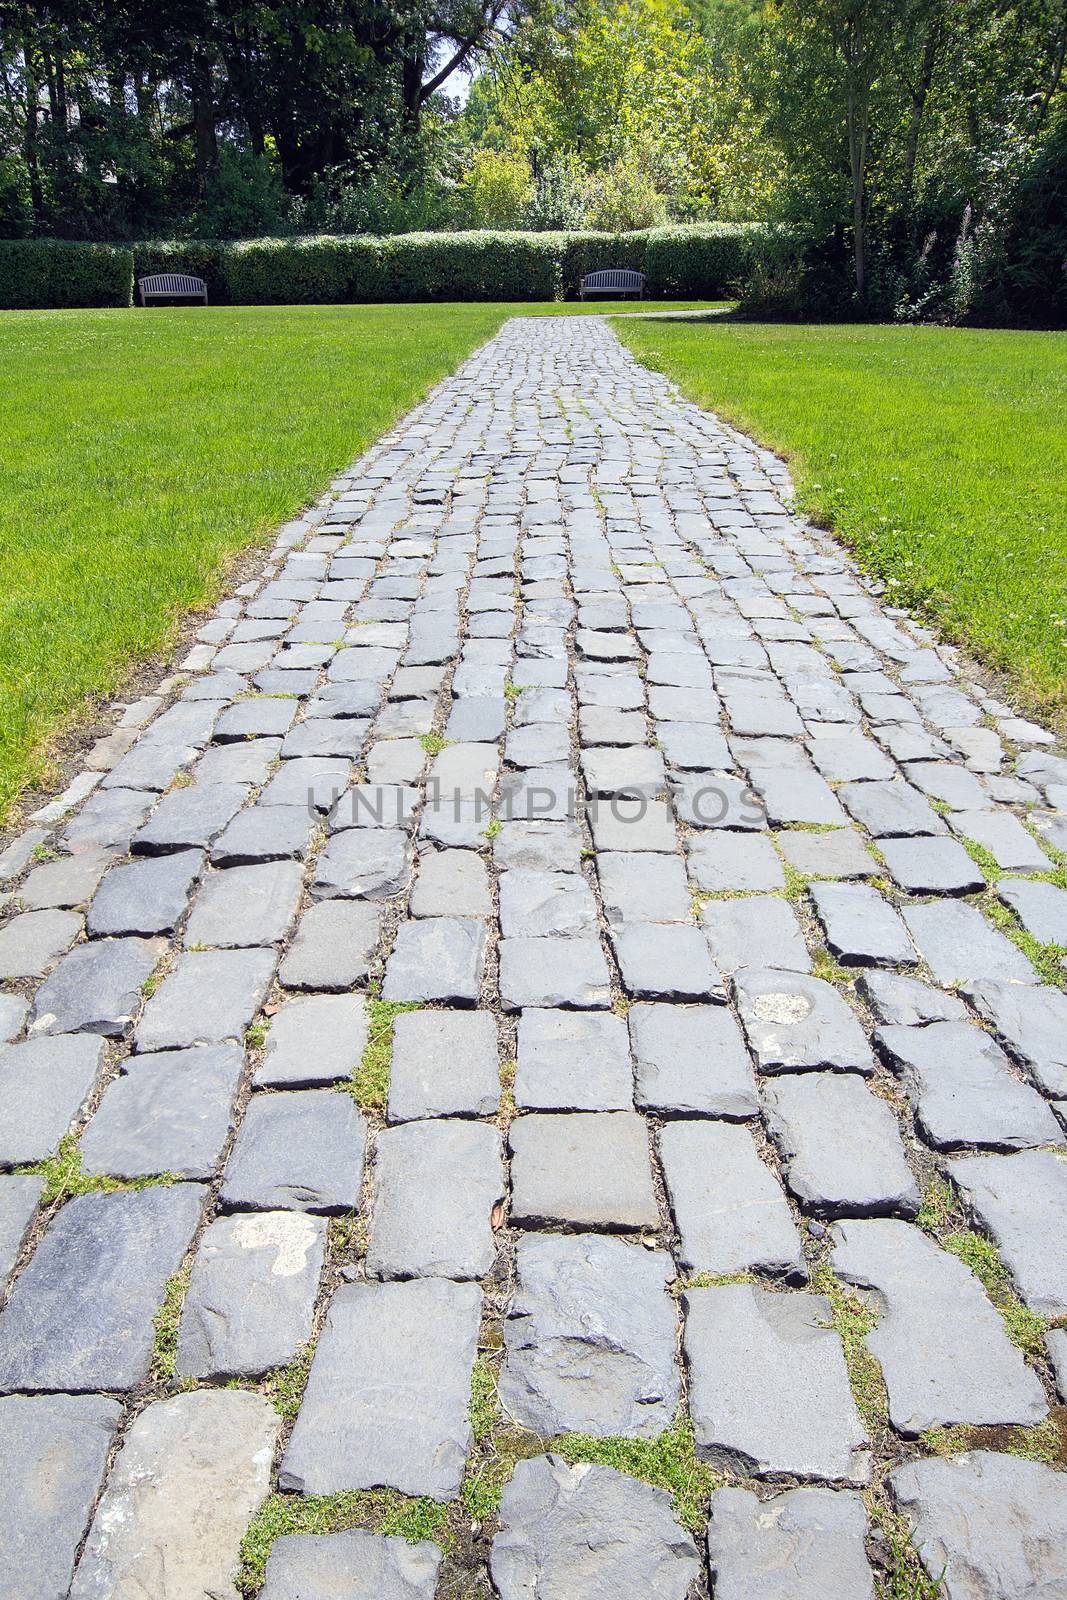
[223, 237, 386, 306]
[151, 1266, 191, 1380]
[381, 232, 562, 302]
[812, 1263, 888, 1429]
[941, 1230, 1050, 1357]
[18, 1133, 175, 1207]
[644, 223, 768, 296]
[263, 1343, 316, 1421]
[238, 1490, 451, 1593]
[350, 999, 421, 1112]
[555, 1412, 722, 1533]
[457, 151, 534, 229]
[0, 240, 133, 310]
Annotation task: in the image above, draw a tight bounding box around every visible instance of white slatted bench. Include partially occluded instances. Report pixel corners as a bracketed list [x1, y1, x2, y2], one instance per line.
[138, 273, 209, 306]
[579, 268, 646, 300]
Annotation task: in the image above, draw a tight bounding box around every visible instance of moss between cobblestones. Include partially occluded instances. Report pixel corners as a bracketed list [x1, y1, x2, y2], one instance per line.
[150, 1264, 191, 1381]
[554, 1413, 723, 1534]
[920, 1416, 1065, 1467]
[17, 1133, 178, 1207]
[982, 896, 1067, 989]
[870, 1503, 946, 1598]
[811, 1263, 889, 1431]
[263, 1341, 316, 1422]
[237, 1489, 452, 1594]
[810, 947, 852, 985]
[347, 999, 420, 1113]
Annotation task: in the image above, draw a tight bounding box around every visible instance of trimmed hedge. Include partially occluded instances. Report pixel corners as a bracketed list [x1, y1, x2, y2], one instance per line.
[3, 223, 767, 308]
[0, 240, 133, 309]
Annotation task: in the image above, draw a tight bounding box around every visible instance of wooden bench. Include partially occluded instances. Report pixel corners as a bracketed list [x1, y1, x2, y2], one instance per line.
[138, 273, 209, 306]
[579, 268, 646, 300]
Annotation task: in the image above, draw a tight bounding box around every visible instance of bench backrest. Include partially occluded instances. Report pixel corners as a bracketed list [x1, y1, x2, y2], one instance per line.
[582, 268, 646, 288]
[138, 274, 207, 296]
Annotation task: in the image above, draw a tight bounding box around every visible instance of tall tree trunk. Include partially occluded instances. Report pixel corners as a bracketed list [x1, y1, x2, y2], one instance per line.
[903, 17, 940, 209]
[190, 48, 217, 191]
[845, 70, 869, 298]
[21, 34, 45, 230]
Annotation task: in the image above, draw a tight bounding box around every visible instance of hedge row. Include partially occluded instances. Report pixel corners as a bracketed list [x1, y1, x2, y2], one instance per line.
[0, 240, 133, 309]
[0, 224, 766, 309]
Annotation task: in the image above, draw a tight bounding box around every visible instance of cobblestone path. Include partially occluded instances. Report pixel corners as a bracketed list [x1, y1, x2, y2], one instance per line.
[2, 315, 1067, 1598]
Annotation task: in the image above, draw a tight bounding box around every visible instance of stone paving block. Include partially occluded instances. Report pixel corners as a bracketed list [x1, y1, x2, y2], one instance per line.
[613, 922, 726, 1000]
[260, 756, 351, 812]
[963, 978, 1067, 1097]
[255, 993, 368, 1088]
[597, 850, 691, 925]
[70, 1391, 279, 1600]
[876, 1020, 1061, 1150]
[210, 803, 315, 866]
[856, 969, 968, 1026]
[0, 1184, 204, 1392]
[706, 1485, 875, 1600]
[88, 850, 204, 935]
[279, 899, 382, 990]
[505, 723, 571, 768]
[901, 901, 1039, 985]
[30, 934, 164, 1037]
[515, 1008, 632, 1110]
[0, 992, 27, 1044]
[61, 787, 153, 855]
[763, 1072, 920, 1217]
[671, 772, 767, 831]
[80, 1044, 242, 1179]
[581, 745, 666, 798]
[810, 881, 916, 967]
[0, 1394, 121, 1600]
[831, 1218, 1047, 1433]
[132, 781, 249, 853]
[221, 1089, 367, 1213]
[0, 1176, 41, 1289]
[629, 1000, 757, 1118]
[177, 1211, 327, 1379]
[409, 849, 491, 917]
[260, 1530, 443, 1600]
[367, 1119, 503, 1280]
[888, 1451, 1067, 1600]
[686, 831, 785, 891]
[588, 796, 678, 852]
[498, 869, 599, 938]
[388, 1009, 499, 1121]
[752, 769, 847, 827]
[313, 828, 411, 899]
[509, 1112, 659, 1229]
[499, 1232, 679, 1436]
[878, 835, 986, 894]
[682, 1284, 870, 1483]
[18, 849, 112, 910]
[490, 1455, 700, 1600]
[660, 1120, 805, 1278]
[702, 894, 811, 974]
[949, 808, 1052, 871]
[0, 908, 81, 979]
[280, 1278, 481, 1498]
[838, 780, 947, 838]
[0, 1034, 105, 1167]
[948, 1150, 1067, 1317]
[498, 935, 611, 1010]
[183, 863, 303, 950]
[136, 948, 275, 1049]
[734, 969, 874, 1074]
[214, 697, 296, 742]
[997, 876, 1067, 945]
[776, 828, 877, 880]
[382, 915, 486, 1002]
[809, 733, 895, 783]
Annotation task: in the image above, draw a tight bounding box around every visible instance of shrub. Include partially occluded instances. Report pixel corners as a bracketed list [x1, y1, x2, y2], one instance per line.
[132, 240, 228, 304]
[457, 151, 534, 230]
[222, 236, 386, 304]
[643, 223, 767, 297]
[525, 154, 590, 231]
[586, 159, 670, 233]
[380, 232, 561, 301]
[0, 239, 133, 309]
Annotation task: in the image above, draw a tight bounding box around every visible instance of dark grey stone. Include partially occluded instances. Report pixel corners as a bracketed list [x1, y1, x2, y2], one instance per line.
[706, 1486, 875, 1600]
[0, 1034, 105, 1167]
[367, 1120, 503, 1280]
[838, 780, 947, 838]
[281, 718, 368, 760]
[220, 1089, 367, 1213]
[500, 1233, 679, 1436]
[493, 820, 584, 873]
[832, 1219, 1047, 1433]
[259, 755, 350, 811]
[210, 805, 315, 866]
[763, 1072, 920, 1217]
[280, 1278, 481, 1497]
[255, 994, 369, 1088]
[0, 1176, 41, 1288]
[734, 970, 874, 1074]
[18, 850, 112, 910]
[498, 870, 599, 938]
[498, 936, 611, 1010]
[279, 900, 382, 991]
[260, 1530, 443, 1600]
[948, 1150, 1067, 1318]
[388, 1009, 499, 1121]
[901, 901, 1039, 985]
[313, 828, 411, 899]
[61, 787, 153, 855]
[88, 851, 204, 936]
[612, 923, 726, 1001]
[184, 860, 303, 948]
[682, 1283, 870, 1483]
[660, 1120, 805, 1278]
[0, 1394, 121, 1600]
[581, 746, 666, 798]
[195, 738, 280, 787]
[656, 722, 732, 769]
[686, 832, 785, 892]
[214, 698, 296, 742]
[997, 877, 1067, 945]
[515, 1008, 633, 1111]
[701, 895, 811, 975]
[963, 979, 1067, 1097]
[597, 851, 691, 925]
[887, 1452, 1067, 1600]
[382, 916, 486, 1002]
[177, 1211, 327, 1379]
[136, 948, 275, 1050]
[30, 935, 164, 1037]
[506, 723, 571, 768]
[409, 850, 491, 917]
[810, 882, 916, 967]
[491, 1455, 700, 1600]
[629, 1001, 758, 1118]
[855, 971, 967, 1027]
[0, 1185, 204, 1392]
[879, 836, 986, 894]
[0, 908, 81, 979]
[751, 770, 846, 827]
[80, 1044, 241, 1179]
[950, 809, 1051, 872]
[509, 1111, 659, 1229]
[132, 782, 249, 854]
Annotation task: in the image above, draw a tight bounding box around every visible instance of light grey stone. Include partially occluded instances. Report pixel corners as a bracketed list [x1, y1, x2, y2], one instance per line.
[261, 1530, 443, 1600]
[210, 804, 315, 866]
[132, 782, 249, 853]
[183, 861, 303, 949]
[0, 1176, 41, 1289]
[685, 832, 784, 892]
[70, 1390, 279, 1600]
[950, 809, 1052, 872]
[259, 755, 351, 811]
[838, 780, 947, 838]
[887, 1451, 1067, 1600]
[701, 895, 811, 974]
[660, 1120, 805, 1278]
[706, 1485, 875, 1600]
[612, 922, 726, 1001]
[88, 850, 204, 935]
[948, 1150, 1067, 1317]
[776, 828, 877, 881]
[0, 1394, 121, 1600]
[901, 901, 1038, 985]
[256, 994, 369, 1088]
[589, 796, 678, 852]
[17, 850, 112, 910]
[221, 1090, 367, 1213]
[682, 1283, 870, 1483]
[177, 1211, 327, 1379]
[80, 1044, 242, 1179]
[367, 1119, 503, 1280]
[997, 877, 1067, 945]
[763, 1072, 920, 1217]
[493, 820, 584, 873]
[963, 978, 1067, 1097]
[831, 1218, 1047, 1433]
[879, 835, 986, 894]
[279, 900, 382, 991]
[734, 970, 874, 1074]
[0, 1185, 204, 1392]
[30, 935, 164, 1036]
[516, 1008, 632, 1111]
[855, 970, 967, 1027]
[382, 916, 486, 1002]
[498, 869, 599, 938]
[136, 948, 275, 1049]
[500, 1233, 679, 1436]
[388, 1009, 500, 1121]
[810, 882, 916, 967]
[409, 849, 491, 917]
[508, 1112, 659, 1229]
[629, 1001, 758, 1118]
[581, 745, 666, 798]
[280, 1278, 481, 1497]
[491, 1455, 700, 1600]
[498, 936, 611, 1010]
[0, 992, 27, 1043]
[0, 1034, 105, 1167]
[752, 769, 846, 827]
[313, 828, 411, 899]
[0, 908, 81, 979]
[875, 1021, 1061, 1150]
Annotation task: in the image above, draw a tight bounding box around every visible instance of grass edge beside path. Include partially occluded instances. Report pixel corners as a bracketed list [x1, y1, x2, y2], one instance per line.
[615, 317, 1067, 729]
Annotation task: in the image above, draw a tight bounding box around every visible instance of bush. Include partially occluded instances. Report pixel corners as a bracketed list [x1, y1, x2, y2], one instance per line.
[132, 240, 228, 304]
[222, 236, 385, 304]
[586, 159, 670, 233]
[457, 151, 533, 230]
[0, 239, 133, 309]
[380, 232, 561, 301]
[644, 223, 768, 297]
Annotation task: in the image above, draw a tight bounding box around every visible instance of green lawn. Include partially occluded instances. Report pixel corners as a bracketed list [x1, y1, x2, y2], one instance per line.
[616, 318, 1067, 725]
[0, 299, 720, 820]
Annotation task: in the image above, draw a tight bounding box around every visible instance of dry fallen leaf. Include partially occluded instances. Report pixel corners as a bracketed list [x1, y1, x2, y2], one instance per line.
[490, 1201, 506, 1232]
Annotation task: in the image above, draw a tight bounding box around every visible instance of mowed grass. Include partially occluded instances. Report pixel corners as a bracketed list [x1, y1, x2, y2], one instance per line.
[616, 318, 1067, 723]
